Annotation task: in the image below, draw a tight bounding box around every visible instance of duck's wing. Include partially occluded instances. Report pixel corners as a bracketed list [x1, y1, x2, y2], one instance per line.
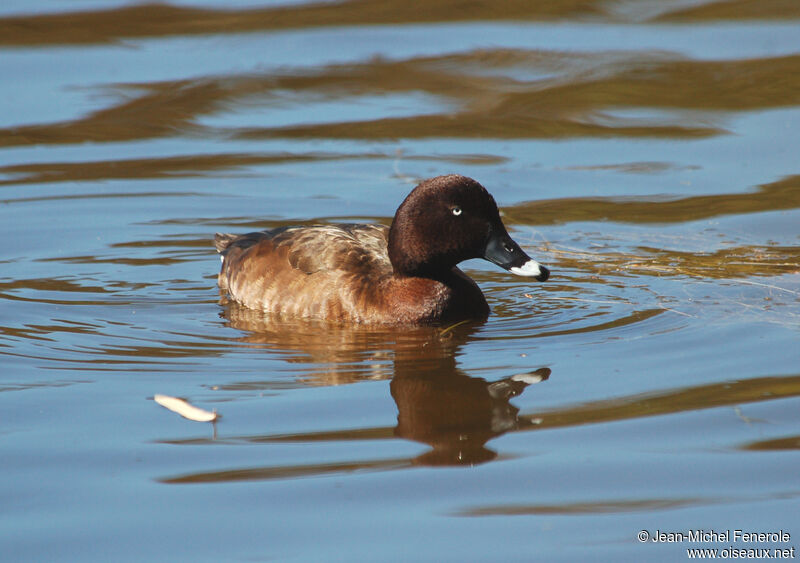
[216, 224, 392, 277]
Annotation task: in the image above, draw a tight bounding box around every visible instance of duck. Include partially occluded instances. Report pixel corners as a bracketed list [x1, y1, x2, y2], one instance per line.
[215, 174, 549, 324]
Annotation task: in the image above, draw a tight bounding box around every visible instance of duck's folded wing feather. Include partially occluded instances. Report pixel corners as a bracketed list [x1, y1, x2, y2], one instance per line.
[217, 224, 392, 277]
[281, 224, 391, 276]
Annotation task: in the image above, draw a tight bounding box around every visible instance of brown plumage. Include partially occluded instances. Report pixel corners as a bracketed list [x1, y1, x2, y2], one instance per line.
[215, 175, 549, 324]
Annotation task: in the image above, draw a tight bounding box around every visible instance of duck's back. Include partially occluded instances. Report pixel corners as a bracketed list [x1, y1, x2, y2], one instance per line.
[216, 224, 398, 322]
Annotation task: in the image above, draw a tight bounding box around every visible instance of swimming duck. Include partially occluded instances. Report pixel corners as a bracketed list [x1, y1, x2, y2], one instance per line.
[215, 174, 549, 324]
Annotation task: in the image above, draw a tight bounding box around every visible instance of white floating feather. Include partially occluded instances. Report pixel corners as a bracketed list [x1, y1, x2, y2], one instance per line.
[154, 394, 219, 422]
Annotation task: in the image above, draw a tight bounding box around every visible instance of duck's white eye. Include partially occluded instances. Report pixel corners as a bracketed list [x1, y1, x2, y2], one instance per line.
[451, 206, 462, 216]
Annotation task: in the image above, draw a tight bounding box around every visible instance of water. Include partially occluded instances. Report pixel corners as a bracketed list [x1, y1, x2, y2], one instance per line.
[1, 1, 799, 561]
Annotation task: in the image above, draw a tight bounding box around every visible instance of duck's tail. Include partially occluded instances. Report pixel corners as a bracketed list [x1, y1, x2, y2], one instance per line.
[214, 233, 238, 253]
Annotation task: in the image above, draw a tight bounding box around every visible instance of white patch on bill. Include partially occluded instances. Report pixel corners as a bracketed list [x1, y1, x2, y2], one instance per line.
[511, 373, 544, 384]
[509, 260, 543, 277]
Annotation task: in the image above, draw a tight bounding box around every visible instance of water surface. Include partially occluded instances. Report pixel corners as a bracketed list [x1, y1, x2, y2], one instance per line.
[1, 1, 799, 561]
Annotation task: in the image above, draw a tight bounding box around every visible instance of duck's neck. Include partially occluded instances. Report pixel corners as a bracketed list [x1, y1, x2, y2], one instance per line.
[388, 233, 452, 281]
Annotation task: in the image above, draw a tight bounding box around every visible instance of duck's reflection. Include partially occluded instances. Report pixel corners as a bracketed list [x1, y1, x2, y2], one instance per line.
[222, 299, 463, 384]
[221, 300, 551, 466]
[392, 364, 550, 465]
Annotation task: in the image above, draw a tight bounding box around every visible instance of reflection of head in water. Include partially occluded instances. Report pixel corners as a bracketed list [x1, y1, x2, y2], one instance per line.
[392, 365, 550, 466]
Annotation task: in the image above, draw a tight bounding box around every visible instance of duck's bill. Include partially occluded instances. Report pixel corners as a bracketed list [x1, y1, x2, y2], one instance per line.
[482, 229, 550, 282]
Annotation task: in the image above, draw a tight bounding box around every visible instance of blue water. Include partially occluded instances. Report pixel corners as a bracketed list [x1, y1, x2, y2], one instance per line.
[1, 1, 799, 561]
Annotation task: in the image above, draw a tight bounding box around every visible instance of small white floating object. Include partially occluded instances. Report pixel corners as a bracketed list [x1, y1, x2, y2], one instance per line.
[154, 394, 219, 422]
